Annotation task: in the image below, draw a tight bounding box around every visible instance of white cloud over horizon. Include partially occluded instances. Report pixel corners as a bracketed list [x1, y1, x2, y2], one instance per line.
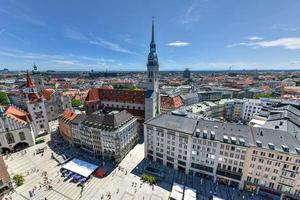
[64, 27, 137, 55]
[167, 41, 190, 47]
[0, 47, 122, 70]
[248, 36, 264, 41]
[227, 37, 300, 50]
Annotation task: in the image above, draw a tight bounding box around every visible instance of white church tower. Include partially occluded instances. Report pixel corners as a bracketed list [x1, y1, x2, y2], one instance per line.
[145, 19, 160, 121]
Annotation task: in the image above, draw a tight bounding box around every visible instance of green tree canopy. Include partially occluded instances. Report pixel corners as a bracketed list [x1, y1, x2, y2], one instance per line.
[104, 83, 138, 90]
[0, 92, 10, 106]
[254, 93, 272, 99]
[13, 174, 25, 186]
[71, 98, 81, 108]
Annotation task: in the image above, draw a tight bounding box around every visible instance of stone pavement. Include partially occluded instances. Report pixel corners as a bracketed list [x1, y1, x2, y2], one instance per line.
[4, 136, 170, 200]
[4, 131, 268, 200]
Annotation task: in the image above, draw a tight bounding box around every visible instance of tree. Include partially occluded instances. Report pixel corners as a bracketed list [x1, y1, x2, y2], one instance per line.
[186, 78, 193, 85]
[141, 173, 156, 185]
[71, 99, 81, 108]
[254, 93, 272, 99]
[0, 92, 9, 106]
[13, 174, 24, 186]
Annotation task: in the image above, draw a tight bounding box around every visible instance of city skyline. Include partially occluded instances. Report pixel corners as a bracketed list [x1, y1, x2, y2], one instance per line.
[1, 0, 300, 71]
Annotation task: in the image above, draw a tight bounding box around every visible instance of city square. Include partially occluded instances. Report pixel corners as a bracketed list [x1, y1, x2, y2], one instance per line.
[3, 130, 268, 200]
[0, 1, 300, 200]
[4, 133, 170, 200]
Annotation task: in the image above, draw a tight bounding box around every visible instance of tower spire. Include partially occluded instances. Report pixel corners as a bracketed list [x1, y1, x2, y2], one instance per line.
[151, 16, 155, 44]
[150, 17, 156, 53]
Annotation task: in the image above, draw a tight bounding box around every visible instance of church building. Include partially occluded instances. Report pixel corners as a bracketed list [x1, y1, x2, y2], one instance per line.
[84, 19, 161, 123]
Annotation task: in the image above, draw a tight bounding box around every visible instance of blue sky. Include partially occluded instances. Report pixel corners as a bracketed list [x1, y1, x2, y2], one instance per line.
[0, 0, 300, 71]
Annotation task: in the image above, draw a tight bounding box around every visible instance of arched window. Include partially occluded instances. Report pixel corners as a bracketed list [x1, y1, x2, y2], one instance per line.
[6, 132, 15, 144]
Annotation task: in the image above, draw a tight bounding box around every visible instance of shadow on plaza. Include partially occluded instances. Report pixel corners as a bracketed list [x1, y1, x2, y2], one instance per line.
[46, 132, 118, 176]
[130, 159, 264, 200]
[130, 158, 173, 191]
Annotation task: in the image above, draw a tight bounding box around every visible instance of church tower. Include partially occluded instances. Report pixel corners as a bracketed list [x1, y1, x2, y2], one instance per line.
[145, 18, 160, 121]
[32, 64, 44, 93]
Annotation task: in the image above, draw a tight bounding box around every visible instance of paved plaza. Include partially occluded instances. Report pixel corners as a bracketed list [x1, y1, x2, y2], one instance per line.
[4, 134, 170, 200]
[4, 131, 268, 200]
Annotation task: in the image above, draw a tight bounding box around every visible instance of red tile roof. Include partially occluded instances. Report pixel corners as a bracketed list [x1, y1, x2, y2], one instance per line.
[42, 89, 55, 100]
[62, 110, 77, 121]
[5, 106, 29, 125]
[85, 88, 99, 102]
[28, 93, 41, 103]
[85, 88, 145, 104]
[161, 95, 183, 110]
[26, 72, 35, 88]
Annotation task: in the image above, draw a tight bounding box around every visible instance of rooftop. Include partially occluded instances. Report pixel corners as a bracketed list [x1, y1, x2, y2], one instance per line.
[146, 113, 300, 154]
[83, 110, 135, 129]
[145, 114, 198, 135]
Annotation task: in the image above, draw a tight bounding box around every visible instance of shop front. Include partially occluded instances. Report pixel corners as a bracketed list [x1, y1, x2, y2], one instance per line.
[258, 187, 281, 200]
[244, 182, 258, 193]
[217, 177, 229, 186]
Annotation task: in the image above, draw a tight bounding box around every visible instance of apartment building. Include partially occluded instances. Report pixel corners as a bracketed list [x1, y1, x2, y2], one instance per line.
[241, 99, 262, 122]
[144, 114, 252, 189]
[144, 113, 300, 199]
[58, 110, 77, 143]
[177, 99, 243, 122]
[243, 129, 300, 200]
[62, 110, 139, 163]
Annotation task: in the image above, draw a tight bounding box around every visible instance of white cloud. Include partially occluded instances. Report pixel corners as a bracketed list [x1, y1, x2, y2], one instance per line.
[160, 59, 300, 70]
[227, 37, 300, 50]
[256, 38, 300, 50]
[248, 36, 263, 41]
[180, 3, 201, 25]
[226, 42, 254, 48]
[64, 27, 137, 55]
[167, 41, 190, 47]
[0, 47, 123, 70]
[64, 27, 88, 41]
[89, 35, 137, 55]
[270, 24, 300, 32]
[54, 60, 77, 65]
[0, 7, 45, 27]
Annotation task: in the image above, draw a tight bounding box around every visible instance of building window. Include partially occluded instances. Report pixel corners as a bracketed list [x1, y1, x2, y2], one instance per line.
[19, 132, 26, 141]
[6, 132, 15, 144]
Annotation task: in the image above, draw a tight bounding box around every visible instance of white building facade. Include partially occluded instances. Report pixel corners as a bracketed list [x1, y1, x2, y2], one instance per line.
[144, 114, 250, 189]
[70, 111, 139, 163]
[0, 107, 35, 154]
[23, 72, 49, 137]
[242, 99, 262, 122]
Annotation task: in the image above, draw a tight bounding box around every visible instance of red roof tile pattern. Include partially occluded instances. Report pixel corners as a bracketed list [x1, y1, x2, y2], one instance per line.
[85, 88, 99, 102]
[42, 89, 55, 100]
[86, 88, 145, 104]
[5, 106, 29, 125]
[26, 72, 35, 88]
[28, 93, 41, 103]
[161, 95, 183, 110]
[62, 110, 77, 121]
